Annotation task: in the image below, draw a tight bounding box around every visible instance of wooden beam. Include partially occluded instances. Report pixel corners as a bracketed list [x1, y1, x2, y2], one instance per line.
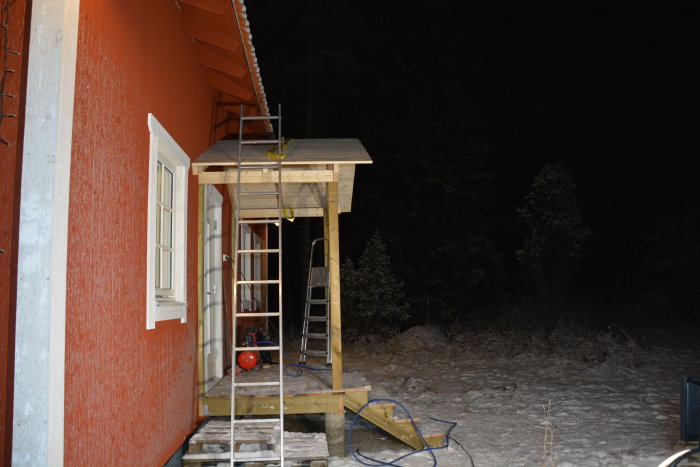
[202, 393, 346, 416]
[181, 11, 240, 52]
[178, 0, 228, 15]
[206, 69, 254, 102]
[195, 42, 246, 79]
[192, 164, 207, 176]
[327, 181, 343, 390]
[198, 169, 334, 185]
[323, 207, 330, 267]
[234, 207, 324, 219]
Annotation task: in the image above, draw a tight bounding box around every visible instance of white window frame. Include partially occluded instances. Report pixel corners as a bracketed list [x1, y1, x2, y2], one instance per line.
[146, 113, 189, 329]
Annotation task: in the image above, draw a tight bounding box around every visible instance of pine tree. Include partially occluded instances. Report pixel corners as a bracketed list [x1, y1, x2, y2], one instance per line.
[341, 232, 408, 333]
[517, 164, 590, 321]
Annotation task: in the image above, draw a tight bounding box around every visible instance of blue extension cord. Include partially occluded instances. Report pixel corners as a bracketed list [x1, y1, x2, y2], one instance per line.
[348, 398, 457, 467]
[245, 341, 470, 466]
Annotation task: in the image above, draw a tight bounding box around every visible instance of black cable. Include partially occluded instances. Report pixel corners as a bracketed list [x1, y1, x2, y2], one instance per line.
[447, 435, 476, 467]
[430, 416, 476, 467]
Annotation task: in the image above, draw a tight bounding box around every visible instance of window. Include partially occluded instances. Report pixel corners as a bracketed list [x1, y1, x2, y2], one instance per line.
[146, 114, 189, 329]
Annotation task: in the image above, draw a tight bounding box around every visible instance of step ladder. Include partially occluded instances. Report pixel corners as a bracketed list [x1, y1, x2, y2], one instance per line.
[231, 104, 285, 466]
[300, 238, 331, 365]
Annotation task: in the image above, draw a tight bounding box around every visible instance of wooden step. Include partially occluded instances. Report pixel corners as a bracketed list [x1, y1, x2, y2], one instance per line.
[344, 391, 392, 420]
[393, 417, 421, 425]
[343, 392, 445, 450]
[366, 403, 395, 422]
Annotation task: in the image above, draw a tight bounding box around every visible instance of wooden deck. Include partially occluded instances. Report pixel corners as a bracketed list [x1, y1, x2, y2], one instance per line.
[200, 368, 446, 451]
[201, 368, 371, 416]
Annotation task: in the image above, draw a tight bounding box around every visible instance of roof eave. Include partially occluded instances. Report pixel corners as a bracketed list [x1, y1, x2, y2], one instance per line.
[232, 0, 272, 134]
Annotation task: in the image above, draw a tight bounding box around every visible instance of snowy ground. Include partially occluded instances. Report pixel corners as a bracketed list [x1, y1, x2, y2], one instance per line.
[327, 323, 700, 467]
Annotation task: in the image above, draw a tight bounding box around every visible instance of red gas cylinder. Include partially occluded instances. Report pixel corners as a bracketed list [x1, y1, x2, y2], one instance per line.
[237, 350, 258, 371]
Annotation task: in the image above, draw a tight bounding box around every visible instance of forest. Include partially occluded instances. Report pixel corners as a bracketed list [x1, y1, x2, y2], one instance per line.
[246, 1, 700, 336]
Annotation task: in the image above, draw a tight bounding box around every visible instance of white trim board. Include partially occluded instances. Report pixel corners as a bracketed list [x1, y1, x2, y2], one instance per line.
[13, 0, 81, 465]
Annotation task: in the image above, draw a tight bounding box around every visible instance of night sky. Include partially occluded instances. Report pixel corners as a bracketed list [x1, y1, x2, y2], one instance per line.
[247, 2, 700, 327]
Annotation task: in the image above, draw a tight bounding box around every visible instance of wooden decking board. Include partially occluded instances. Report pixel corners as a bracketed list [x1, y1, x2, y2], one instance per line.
[191, 430, 278, 445]
[205, 369, 371, 397]
[203, 392, 345, 416]
[202, 370, 371, 416]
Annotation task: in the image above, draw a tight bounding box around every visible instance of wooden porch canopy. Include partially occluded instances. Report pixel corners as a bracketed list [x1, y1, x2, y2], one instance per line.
[192, 138, 372, 218]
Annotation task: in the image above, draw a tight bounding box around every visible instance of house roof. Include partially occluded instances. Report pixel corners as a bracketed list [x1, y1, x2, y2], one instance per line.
[192, 138, 373, 217]
[181, 2, 374, 218]
[178, 0, 271, 135]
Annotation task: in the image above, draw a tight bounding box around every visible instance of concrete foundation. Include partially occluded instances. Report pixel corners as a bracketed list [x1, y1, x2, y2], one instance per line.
[324, 411, 345, 457]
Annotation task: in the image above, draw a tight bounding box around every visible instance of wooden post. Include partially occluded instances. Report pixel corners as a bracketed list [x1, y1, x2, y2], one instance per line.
[323, 208, 330, 267]
[327, 180, 343, 391]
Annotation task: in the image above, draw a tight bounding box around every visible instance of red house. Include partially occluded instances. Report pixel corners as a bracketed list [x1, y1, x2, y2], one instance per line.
[1, 1, 451, 465]
[0, 1, 287, 464]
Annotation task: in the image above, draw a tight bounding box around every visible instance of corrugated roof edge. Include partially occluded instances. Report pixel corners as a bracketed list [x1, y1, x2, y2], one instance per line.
[232, 0, 272, 133]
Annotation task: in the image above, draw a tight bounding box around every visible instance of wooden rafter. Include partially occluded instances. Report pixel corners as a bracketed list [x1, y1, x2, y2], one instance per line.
[177, 0, 228, 15]
[181, 10, 240, 52]
[195, 43, 246, 79]
[206, 69, 254, 102]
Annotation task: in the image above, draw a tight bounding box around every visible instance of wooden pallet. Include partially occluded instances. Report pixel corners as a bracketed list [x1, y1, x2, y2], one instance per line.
[182, 420, 329, 467]
[343, 391, 446, 450]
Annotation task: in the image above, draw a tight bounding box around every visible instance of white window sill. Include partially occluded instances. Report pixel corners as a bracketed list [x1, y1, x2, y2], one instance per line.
[147, 300, 187, 329]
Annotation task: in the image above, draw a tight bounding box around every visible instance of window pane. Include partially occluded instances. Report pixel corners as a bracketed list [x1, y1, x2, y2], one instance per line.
[163, 209, 173, 248]
[156, 205, 162, 245]
[162, 165, 174, 208]
[155, 247, 161, 289]
[162, 250, 172, 290]
[157, 161, 163, 203]
[155, 159, 175, 295]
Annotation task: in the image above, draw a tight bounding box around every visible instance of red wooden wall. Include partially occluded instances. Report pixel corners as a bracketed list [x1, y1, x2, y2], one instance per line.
[65, 1, 219, 464]
[0, 1, 31, 465]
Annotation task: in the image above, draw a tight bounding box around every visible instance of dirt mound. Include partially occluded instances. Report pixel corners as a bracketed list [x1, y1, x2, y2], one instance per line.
[387, 325, 448, 353]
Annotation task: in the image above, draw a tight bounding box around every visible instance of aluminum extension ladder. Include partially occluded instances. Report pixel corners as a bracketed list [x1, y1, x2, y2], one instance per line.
[231, 104, 285, 466]
[300, 238, 331, 365]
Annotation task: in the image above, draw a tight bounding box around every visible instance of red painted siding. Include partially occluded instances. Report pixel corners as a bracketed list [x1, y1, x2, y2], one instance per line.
[0, 1, 31, 464]
[65, 1, 219, 464]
